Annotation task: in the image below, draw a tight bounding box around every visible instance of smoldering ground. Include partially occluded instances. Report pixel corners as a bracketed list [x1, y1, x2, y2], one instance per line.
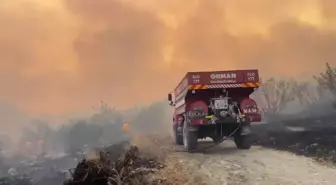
[0, 0, 336, 115]
[0, 101, 172, 184]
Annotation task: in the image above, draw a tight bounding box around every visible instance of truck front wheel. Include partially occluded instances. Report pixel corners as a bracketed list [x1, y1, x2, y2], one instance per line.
[183, 123, 198, 152]
[234, 135, 251, 149]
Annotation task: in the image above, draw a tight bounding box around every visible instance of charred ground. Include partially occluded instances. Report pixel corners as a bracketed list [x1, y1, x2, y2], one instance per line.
[253, 115, 336, 165]
[1, 114, 336, 185]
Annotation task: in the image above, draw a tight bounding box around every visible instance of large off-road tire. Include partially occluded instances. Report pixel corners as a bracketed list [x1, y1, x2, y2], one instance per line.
[183, 123, 198, 152]
[234, 135, 251, 149]
[174, 126, 183, 145]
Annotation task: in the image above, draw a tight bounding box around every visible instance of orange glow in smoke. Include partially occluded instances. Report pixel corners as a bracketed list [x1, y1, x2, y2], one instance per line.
[0, 0, 335, 114]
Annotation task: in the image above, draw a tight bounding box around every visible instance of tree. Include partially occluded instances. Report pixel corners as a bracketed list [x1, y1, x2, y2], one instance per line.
[91, 101, 123, 126]
[254, 78, 297, 115]
[130, 101, 167, 133]
[313, 62, 336, 109]
[293, 82, 319, 107]
[314, 62, 336, 97]
[90, 101, 125, 145]
[66, 120, 103, 153]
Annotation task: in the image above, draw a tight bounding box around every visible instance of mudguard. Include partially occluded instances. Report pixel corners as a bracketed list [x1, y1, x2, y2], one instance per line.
[240, 124, 252, 135]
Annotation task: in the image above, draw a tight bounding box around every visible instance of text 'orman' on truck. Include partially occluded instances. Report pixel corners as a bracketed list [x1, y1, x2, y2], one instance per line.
[167, 69, 262, 152]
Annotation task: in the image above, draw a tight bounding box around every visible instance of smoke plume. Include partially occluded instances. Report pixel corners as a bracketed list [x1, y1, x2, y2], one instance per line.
[0, 0, 335, 115]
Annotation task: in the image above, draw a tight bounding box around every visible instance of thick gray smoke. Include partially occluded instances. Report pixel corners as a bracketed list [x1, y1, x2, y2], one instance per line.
[0, 100, 172, 184]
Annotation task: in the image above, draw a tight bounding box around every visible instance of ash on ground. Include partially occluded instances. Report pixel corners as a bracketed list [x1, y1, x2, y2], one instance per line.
[0, 149, 81, 185]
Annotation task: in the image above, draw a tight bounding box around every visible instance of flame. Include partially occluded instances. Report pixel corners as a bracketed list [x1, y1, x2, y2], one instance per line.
[122, 122, 130, 133]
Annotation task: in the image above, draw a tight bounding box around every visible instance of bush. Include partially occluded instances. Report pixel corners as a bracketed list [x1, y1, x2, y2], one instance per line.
[314, 62, 336, 109]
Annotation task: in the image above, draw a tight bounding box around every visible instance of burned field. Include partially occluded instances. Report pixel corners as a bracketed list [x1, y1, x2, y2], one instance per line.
[2, 115, 336, 185]
[253, 116, 336, 164]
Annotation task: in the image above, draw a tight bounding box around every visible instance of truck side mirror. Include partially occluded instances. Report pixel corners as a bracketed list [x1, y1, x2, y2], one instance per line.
[168, 93, 172, 101]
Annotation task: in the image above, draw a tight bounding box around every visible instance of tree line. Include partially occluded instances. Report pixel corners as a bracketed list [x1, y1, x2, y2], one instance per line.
[252, 63, 336, 117]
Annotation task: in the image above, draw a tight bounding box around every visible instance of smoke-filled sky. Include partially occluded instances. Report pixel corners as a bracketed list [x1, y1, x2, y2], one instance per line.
[1, 0, 336, 115]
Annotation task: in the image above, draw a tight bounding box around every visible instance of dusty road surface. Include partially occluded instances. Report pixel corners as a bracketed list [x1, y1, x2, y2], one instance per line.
[145, 136, 336, 185]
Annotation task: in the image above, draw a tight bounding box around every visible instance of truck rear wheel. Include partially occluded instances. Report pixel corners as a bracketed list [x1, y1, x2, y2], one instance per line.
[174, 126, 183, 145]
[183, 123, 198, 152]
[234, 135, 251, 149]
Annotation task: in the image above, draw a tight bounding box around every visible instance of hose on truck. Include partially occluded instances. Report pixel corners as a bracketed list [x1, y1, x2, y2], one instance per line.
[175, 104, 244, 152]
[196, 120, 242, 152]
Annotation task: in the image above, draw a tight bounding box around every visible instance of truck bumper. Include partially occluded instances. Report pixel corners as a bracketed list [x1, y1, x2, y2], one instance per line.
[246, 114, 262, 122]
[190, 117, 240, 125]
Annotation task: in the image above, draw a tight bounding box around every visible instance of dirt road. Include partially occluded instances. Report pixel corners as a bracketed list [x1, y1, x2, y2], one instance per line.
[153, 139, 336, 185]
